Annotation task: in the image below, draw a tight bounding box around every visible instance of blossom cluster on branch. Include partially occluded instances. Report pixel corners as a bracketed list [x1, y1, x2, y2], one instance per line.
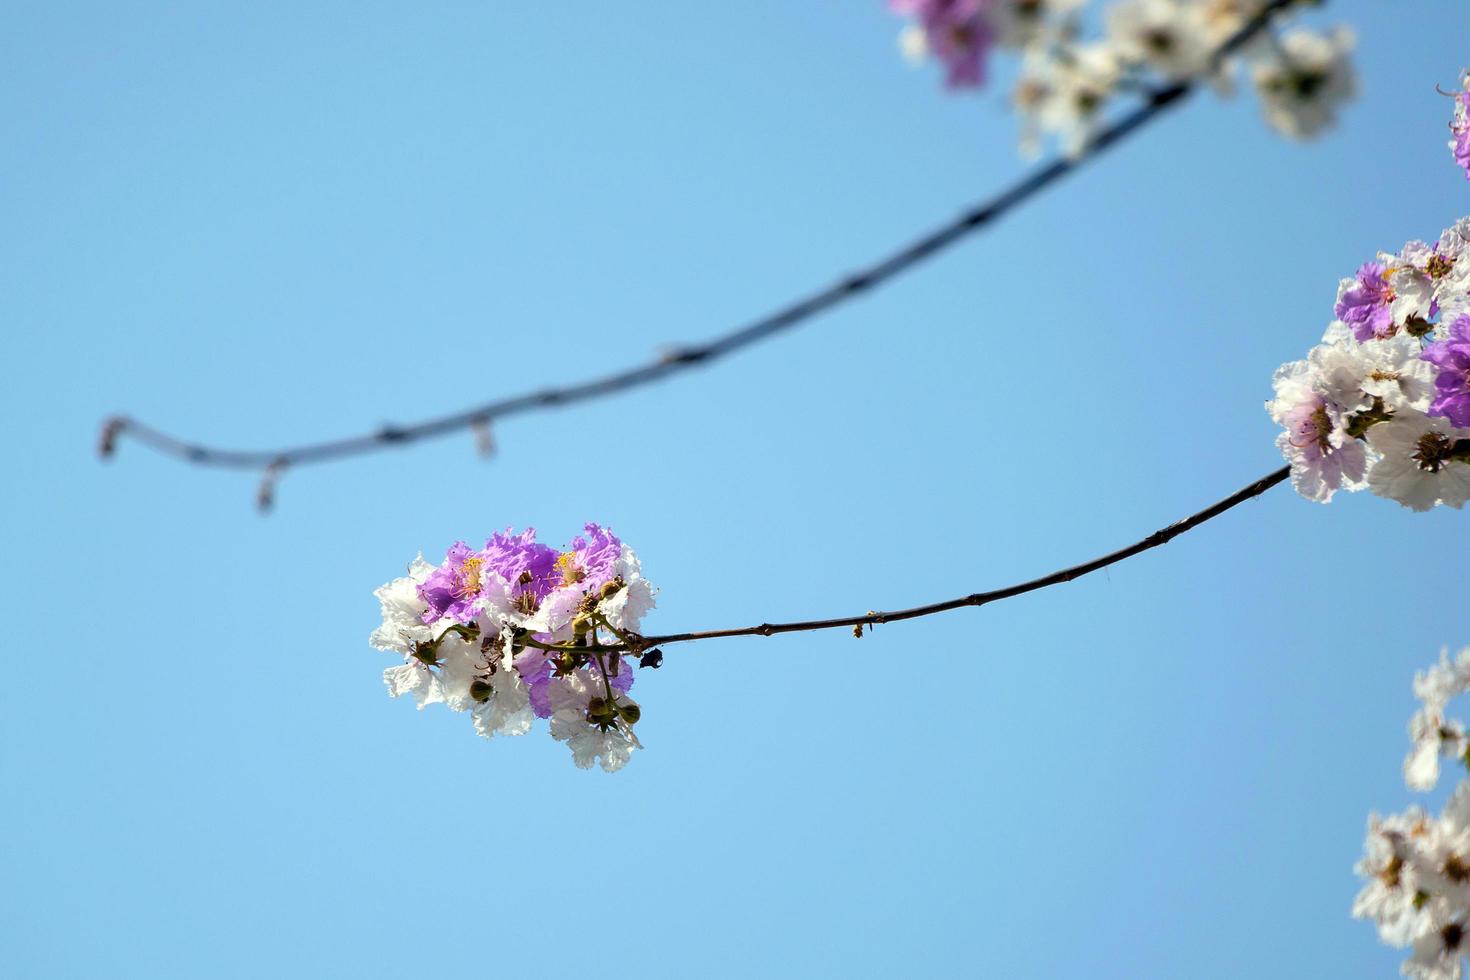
[1355, 648, 1470, 980]
[887, 0, 1356, 156]
[1266, 215, 1470, 510]
[370, 525, 657, 772]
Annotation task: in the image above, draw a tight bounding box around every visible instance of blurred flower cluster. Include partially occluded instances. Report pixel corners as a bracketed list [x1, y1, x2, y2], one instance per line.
[888, 0, 1355, 156]
[370, 525, 657, 772]
[1355, 648, 1470, 980]
[1266, 215, 1470, 510]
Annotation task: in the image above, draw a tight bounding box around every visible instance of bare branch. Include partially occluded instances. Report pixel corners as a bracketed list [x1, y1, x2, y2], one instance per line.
[99, 0, 1300, 500]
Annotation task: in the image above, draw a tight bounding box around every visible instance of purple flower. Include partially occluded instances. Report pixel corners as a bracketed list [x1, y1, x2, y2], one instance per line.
[1456, 125, 1470, 181]
[1335, 262, 1396, 341]
[1453, 92, 1470, 181]
[418, 528, 560, 624]
[515, 649, 555, 718]
[553, 523, 624, 593]
[481, 527, 559, 611]
[1423, 315, 1470, 427]
[514, 650, 633, 721]
[892, 0, 994, 89]
[417, 540, 483, 624]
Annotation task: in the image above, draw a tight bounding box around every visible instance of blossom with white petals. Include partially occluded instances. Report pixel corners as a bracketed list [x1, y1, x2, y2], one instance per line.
[1106, 0, 1213, 81]
[1357, 649, 1470, 978]
[548, 668, 642, 773]
[889, 0, 1358, 157]
[1266, 359, 1365, 503]
[1249, 26, 1356, 140]
[1365, 411, 1470, 512]
[1269, 213, 1470, 511]
[369, 526, 658, 771]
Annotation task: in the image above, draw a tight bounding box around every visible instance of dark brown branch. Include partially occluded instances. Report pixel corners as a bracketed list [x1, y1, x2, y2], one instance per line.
[99, 0, 1301, 494]
[636, 466, 1291, 648]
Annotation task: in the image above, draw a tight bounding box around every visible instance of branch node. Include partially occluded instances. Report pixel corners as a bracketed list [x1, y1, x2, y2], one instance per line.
[961, 207, 996, 228]
[377, 424, 408, 443]
[659, 346, 710, 366]
[256, 458, 287, 513]
[97, 416, 126, 459]
[471, 418, 496, 459]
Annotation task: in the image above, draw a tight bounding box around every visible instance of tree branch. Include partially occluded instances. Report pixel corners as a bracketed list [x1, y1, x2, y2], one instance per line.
[621, 466, 1291, 650]
[99, 0, 1301, 502]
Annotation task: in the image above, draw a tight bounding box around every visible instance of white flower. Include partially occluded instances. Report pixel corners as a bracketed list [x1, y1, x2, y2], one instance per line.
[1355, 809, 1437, 947]
[1385, 263, 1438, 326]
[369, 556, 435, 655]
[1365, 411, 1470, 512]
[1405, 918, 1469, 980]
[1413, 786, 1470, 914]
[467, 666, 534, 739]
[898, 23, 928, 65]
[990, 0, 1085, 50]
[1309, 332, 1435, 415]
[1106, 0, 1213, 81]
[598, 544, 657, 633]
[1267, 358, 1367, 502]
[548, 669, 641, 773]
[1249, 26, 1356, 140]
[384, 629, 476, 712]
[373, 556, 464, 710]
[1196, 0, 1270, 46]
[1418, 650, 1470, 714]
[1016, 42, 1123, 158]
[383, 658, 446, 709]
[1406, 650, 1470, 791]
[1407, 710, 1469, 793]
[1434, 220, 1470, 325]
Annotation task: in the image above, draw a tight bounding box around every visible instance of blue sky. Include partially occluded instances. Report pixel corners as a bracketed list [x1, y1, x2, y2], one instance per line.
[3, 1, 1468, 976]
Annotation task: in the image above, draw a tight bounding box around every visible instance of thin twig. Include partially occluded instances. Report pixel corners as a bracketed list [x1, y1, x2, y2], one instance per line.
[598, 466, 1291, 651]
[100, 0, 1300, 492]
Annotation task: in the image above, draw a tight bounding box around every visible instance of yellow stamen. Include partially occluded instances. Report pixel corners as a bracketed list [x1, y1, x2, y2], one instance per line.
[454, 556, 483, 598]
[554, 551, 586, 586]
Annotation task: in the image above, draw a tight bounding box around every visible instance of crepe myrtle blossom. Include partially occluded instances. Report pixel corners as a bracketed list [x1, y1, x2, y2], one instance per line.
[1105, 0, 1213, 81]
[1424, 316, 1470, 428]
[1266, 359, 1365, 502]
[1269, 217, 1470, 510]
[1249, 26, 1356, 140]
[370, 525, 658, 772]
[1451, 72, 1470, 181]
[1356, 648, 1470, 978]
[890, 0, 995, 89]
[1406, 649, 1470, 793]
[889, 0, 1359, 157]
[1364, 411, 1470, 512]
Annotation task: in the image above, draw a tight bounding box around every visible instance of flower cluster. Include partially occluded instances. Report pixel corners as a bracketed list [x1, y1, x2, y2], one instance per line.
[1266, 217, 1470, 510]
[370, 525, 657, 772]
[1355, 648, 1470, 980]
[888, 0, 1357, 156]
[1451, 73, 1470, 182]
